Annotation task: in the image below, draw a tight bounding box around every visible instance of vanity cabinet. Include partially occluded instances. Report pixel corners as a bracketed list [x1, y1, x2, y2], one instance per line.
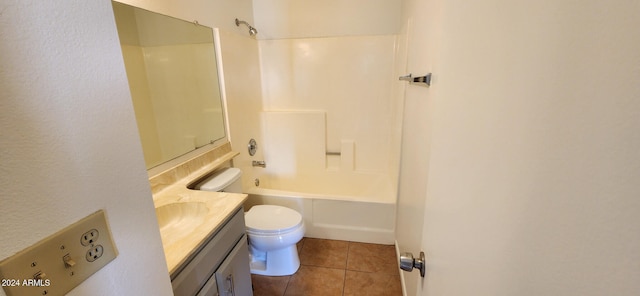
[170, 207, 253, 296]
[200, 236, 252, 296]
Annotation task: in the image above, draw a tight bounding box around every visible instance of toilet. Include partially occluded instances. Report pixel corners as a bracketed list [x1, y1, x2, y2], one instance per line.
[194, 167, 305, 276]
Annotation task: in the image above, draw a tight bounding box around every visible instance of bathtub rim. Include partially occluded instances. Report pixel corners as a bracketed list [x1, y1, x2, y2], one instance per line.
[246, 186, 397, 205]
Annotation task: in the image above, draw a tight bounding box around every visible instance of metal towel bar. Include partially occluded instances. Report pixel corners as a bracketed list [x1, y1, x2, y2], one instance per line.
[399, 73, 431, 86]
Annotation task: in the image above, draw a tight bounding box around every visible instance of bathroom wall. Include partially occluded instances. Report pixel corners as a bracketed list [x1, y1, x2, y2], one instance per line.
[116, 0, 255, 36]
[117, 1, 266, 186]
[252, 0, 400, 39]
[253, 0, 403, 179]
[216, 30, 266, 189]
[396, 0, 640, 295]
[0, 1, 172, 295]
[258, 36, 397, 173]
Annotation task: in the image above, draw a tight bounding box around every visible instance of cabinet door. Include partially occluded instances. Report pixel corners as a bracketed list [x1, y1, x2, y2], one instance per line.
[197, 274, 219, 296]
[215, 235, 253, 296]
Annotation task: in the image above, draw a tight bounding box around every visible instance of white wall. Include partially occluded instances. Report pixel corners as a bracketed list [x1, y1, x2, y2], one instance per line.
[396, 0, 640, 295]
[253, 0, 402, 178]
[258, 36, 397, 173]
[253, 0, 400, 39]
[0, 1, 172, 295]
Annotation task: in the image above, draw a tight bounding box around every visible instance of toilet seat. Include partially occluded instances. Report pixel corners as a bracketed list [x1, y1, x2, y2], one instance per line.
[245, 205, 303, 235]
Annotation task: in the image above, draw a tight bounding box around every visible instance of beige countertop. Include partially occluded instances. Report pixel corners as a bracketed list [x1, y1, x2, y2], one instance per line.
[150, 149, 247, 276]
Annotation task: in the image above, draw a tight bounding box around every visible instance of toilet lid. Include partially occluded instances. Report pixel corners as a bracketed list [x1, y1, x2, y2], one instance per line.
[245, 205, 303, 234]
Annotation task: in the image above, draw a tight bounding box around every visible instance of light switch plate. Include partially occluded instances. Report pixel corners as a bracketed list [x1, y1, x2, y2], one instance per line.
[0, 210, 118, 296]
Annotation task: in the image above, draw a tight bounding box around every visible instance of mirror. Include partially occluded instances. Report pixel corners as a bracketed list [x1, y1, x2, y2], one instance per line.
[112, 2, 226, 169]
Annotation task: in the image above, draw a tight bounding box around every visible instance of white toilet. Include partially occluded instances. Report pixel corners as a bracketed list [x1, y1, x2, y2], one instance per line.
[195, 167, 305, 276]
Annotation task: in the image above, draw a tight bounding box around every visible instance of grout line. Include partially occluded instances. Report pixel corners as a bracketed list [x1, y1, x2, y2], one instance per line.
[341, 268, 346, 296]
[282, 275, 291, 296]
[345, 241, 352, 272]
[342, 241, 352, 296]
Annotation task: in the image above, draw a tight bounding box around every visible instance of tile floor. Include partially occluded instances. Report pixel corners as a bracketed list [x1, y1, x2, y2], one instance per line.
[250, 237, 403, 296]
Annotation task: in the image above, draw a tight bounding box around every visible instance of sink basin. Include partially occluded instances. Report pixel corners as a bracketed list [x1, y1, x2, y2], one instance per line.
[155, 202, 209, 235]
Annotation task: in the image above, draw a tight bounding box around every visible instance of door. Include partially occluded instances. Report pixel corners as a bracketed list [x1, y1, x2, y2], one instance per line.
[397, 0, 640, 295]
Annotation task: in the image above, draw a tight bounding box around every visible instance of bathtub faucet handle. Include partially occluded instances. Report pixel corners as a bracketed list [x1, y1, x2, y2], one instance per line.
[252, 160, 266, 168]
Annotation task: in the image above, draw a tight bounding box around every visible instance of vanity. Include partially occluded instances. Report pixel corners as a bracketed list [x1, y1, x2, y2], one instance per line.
[170, 208, 249, 296]
[184, 209, 248, 296]
[150, 144, 252, 296]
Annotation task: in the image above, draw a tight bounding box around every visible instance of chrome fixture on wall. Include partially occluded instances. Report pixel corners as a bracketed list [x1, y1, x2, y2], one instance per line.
[252, 160, 266, 168]
[248, 138, 258, 156]
[235, 18, 258, 36]
[399, 73, 432, 86]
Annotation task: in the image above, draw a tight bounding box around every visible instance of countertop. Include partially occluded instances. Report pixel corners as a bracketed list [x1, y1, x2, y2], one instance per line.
[151, 151, 247, 275]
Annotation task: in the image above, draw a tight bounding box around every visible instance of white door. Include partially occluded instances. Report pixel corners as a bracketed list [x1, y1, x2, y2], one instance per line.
[396, 0, 640, 295]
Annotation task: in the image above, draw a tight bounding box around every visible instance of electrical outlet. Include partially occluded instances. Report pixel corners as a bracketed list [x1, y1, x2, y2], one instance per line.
[80, 229, 99, 246]
[0, 210, 118, 296]
[86, 245, 104, 262]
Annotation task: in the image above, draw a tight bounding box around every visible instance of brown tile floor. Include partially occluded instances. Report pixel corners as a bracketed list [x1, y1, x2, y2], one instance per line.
[251, 238, 403, 296]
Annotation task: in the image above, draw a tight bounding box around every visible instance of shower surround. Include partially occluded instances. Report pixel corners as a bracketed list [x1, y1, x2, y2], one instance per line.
[237, 34, 402, 244]
[258, 35, 400, 173]
[245, 109, 398, 243]
[218, 1, 403, 244]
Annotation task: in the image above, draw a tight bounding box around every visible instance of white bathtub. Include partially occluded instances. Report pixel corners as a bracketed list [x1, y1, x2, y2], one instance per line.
[243, 171, 396, 244]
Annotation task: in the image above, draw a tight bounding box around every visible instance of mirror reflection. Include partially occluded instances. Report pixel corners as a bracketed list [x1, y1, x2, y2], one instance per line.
[112, 2, 226, 169]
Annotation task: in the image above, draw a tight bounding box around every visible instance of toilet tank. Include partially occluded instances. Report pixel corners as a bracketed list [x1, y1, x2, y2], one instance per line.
[194, 167, 243, 193]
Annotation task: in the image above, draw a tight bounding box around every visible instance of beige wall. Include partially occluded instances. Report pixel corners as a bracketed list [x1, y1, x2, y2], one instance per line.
[0, 1, 172, 295]
[396, 0, 640, 295]
[216, 29, 266, 189]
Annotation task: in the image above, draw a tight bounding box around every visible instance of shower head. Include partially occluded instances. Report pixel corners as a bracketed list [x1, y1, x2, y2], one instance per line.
[235, 18, 258, 36]
[249, 27, 258, 36]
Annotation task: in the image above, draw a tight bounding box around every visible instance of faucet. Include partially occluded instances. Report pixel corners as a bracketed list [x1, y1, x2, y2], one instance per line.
[252, 160, 266, 168]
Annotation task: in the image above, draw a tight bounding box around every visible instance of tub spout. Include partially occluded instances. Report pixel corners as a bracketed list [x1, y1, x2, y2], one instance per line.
[252, 160, 266, 168]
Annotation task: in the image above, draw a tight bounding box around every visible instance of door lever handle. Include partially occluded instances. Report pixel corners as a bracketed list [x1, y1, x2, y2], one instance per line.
[399, 251, 426, 277]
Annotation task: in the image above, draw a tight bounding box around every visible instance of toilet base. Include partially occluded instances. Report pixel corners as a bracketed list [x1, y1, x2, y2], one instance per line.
[249, 244, 300, 276]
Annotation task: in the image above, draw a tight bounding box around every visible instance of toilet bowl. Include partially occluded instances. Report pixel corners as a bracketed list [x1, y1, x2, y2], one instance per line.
[195, 167, 305, 276]
[244, 205, 305, 276]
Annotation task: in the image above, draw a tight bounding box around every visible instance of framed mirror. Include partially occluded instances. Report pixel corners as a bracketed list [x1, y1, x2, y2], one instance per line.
[112, 2, 226, 169]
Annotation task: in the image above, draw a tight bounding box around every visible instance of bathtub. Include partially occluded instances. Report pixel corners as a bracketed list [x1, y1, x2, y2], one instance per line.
[243, 171, 396, 244]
